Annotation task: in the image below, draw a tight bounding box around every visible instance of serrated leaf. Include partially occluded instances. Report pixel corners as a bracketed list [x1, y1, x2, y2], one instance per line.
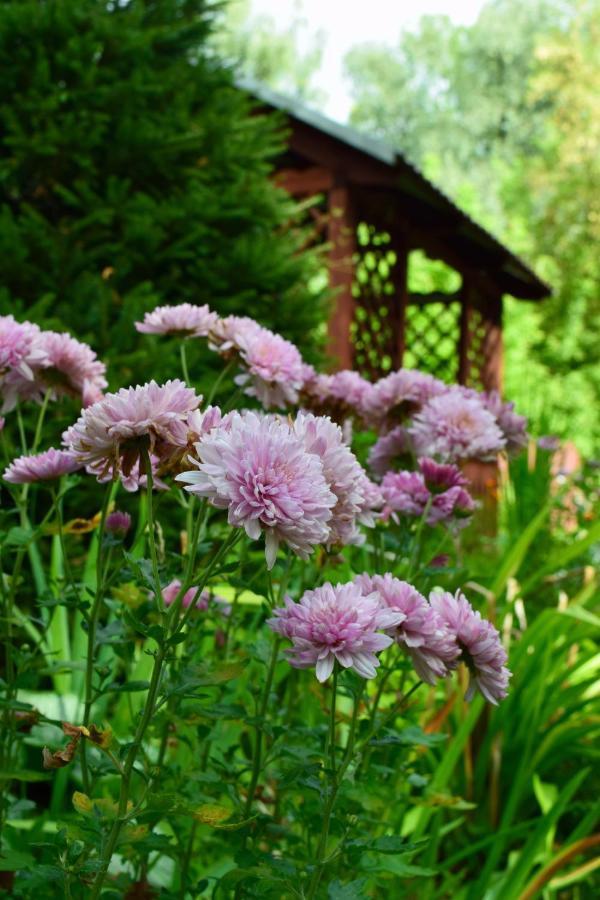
[328, 878, 368, 899]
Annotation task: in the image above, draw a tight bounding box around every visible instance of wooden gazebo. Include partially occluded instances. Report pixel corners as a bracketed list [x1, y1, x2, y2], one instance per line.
[246, 81, 550, 393]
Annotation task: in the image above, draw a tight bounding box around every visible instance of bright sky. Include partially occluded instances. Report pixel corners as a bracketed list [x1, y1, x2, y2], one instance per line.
[248, 0, 487, 120]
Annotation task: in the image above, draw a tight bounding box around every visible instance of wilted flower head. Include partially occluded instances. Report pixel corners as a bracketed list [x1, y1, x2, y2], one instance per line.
[354, 574, 459, 684]
[483, 391, 528, 455]
[88, 453, 169, 493]
[135, 303, 218, 338]
[294, 411, 368, 546]
[3, 448, 82, 484]
[429, 589, 511, 704]
[63, 380, 201, 480]
[210, 316, 304, 409]
[268, 581, 404, 681]
[365, 369, 446, 431]
[105, 510, 132, 537]
[419, 457, 467, 491]
[368, 426, 411, 478]
[410, 388, 505, 462]
[176, 411, 336, 568]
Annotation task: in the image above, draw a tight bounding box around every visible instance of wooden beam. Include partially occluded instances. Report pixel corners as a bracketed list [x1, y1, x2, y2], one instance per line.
[274, 165, 333, 196]
[480, 293, 503, 393]
[458, 281, 474, 385]
[408, 290, 462, 306]
[390, 232, 409, 369]
[327, 184, 356, 370]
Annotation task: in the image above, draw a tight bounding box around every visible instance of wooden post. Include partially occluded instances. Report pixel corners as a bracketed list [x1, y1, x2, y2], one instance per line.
[390, 234, 409, 370]
[480, 293, 503, 393]
[458, 280, 474, 385]
[327, 184, 356, 370]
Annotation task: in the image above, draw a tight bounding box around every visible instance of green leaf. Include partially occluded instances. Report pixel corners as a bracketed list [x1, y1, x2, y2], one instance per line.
[0, 849, 35, 870]
[0, 770, 52, 782]
[328, 878, 368, 899]
[106, 680, 150, 693]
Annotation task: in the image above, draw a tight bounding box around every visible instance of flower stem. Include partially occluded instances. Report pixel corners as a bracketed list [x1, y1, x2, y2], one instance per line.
[307, 665, 342, 899]
[81, 482, 115, 793]
[179, 342, 191, 384]
[243, 635, 281, 818]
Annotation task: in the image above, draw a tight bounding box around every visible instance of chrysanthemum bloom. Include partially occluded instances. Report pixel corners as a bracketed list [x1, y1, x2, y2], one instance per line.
[419, 457, 468, 491]
[3, 448, 82, 484]
[365, 369, 446, 431]
[10, 331, 108, 407]
[294, 411, 368, 546]
[356, 473, 385, 529]
[176, 411, 336, 568]
[300, 367, 374, 423]
[105, 511, 132, 537]
[161, 579, 230, 614]
[160, 405, 231, 475]
[483, 391, 528, 455]
[0, 316, 48, 412]
[135, 303, 218, 338]
[63, 380, 201, 480]
[209, 316, 304, 410]
[88, 454, 169, 493]
[268, 581, 405, 681]
[410, 388, 506, 462]
[381, 470, 430, 519]
[354, 574, 459, 684]
[380, 466, 474, 527]
[429, 589, 511, 704]
[368, 425, 412, 478]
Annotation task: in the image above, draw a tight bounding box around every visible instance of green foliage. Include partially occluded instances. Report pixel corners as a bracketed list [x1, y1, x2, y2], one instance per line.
[0, 0, 328, 383]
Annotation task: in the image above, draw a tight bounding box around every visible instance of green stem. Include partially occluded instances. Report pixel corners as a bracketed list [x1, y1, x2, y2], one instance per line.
[179, 342, 191, 385]
[141, 447, 164, 618]
[31, 389, 52, 453]
[407, 497, 433, 579]
[81, 483, 114, 793]
[307, 666, 341, 900]
[206, 358, 236, 406]
[243, 635, 281, 818]
[178, 820, 198, 898]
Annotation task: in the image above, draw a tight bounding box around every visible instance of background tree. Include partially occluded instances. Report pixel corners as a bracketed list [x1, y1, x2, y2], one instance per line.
[212, 0, 325, 104]
[345, 0, 600, 453]
[0, 0, 328, 386]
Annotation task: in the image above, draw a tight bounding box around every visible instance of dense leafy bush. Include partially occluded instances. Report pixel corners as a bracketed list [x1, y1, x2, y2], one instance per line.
[0, 0, 327, 383]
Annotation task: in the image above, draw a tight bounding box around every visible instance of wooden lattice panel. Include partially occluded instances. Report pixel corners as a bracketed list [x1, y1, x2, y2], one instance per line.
[403, 301, 462, 384]
[350, 224, 399, 380]
[463, 306, 487, 390]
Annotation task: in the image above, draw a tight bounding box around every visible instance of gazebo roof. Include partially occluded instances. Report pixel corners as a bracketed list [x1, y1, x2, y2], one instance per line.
[241, 78, 550, 301]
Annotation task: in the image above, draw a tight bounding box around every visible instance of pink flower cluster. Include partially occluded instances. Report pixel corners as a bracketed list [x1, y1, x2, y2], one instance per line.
[380, 458, 475, 528]
[0, 316, 106, 412]
[161, 579, 230, 615]
[136, 303, 218, 338]
[409, 387, 505, 462]
[176, 410, 378, 568]
[269, 575, 510, 703]
[364, 369, 447, 431]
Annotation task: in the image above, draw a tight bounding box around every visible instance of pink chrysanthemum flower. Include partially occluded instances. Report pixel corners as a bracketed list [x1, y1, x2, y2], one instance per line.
[429, 589, 511, 704]
[381, 470, 430, 519]
[410, 387, 506, 462]
[368, 426, 412, 478]
[365, 369, 446, 430]
[356, 473, 385, 529]
[135, 302, 218, 338]
[0, 316, 48, 412]
[63, 380, 201, 480]
[105, 511, 132, 536]
[3, 448, 82, 484]
[294, 411, 368, 546]
[419, 457, 467, 491]
[300, 367, 374, 423]
[161, 580, 230, 613]
[483, 391, 528, 455]
[88, 454, 169, 493]
[209, 316, 304, 409]
[380, 466, 474, 527]
[176, 411, 336, 568]
[12, 331, 108, 407]
[268, 581, 405, 681]
[354, 574, 459, 684]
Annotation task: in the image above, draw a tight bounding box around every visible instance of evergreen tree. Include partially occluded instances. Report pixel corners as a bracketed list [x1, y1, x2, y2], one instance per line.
[0, 0, 327, 384]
